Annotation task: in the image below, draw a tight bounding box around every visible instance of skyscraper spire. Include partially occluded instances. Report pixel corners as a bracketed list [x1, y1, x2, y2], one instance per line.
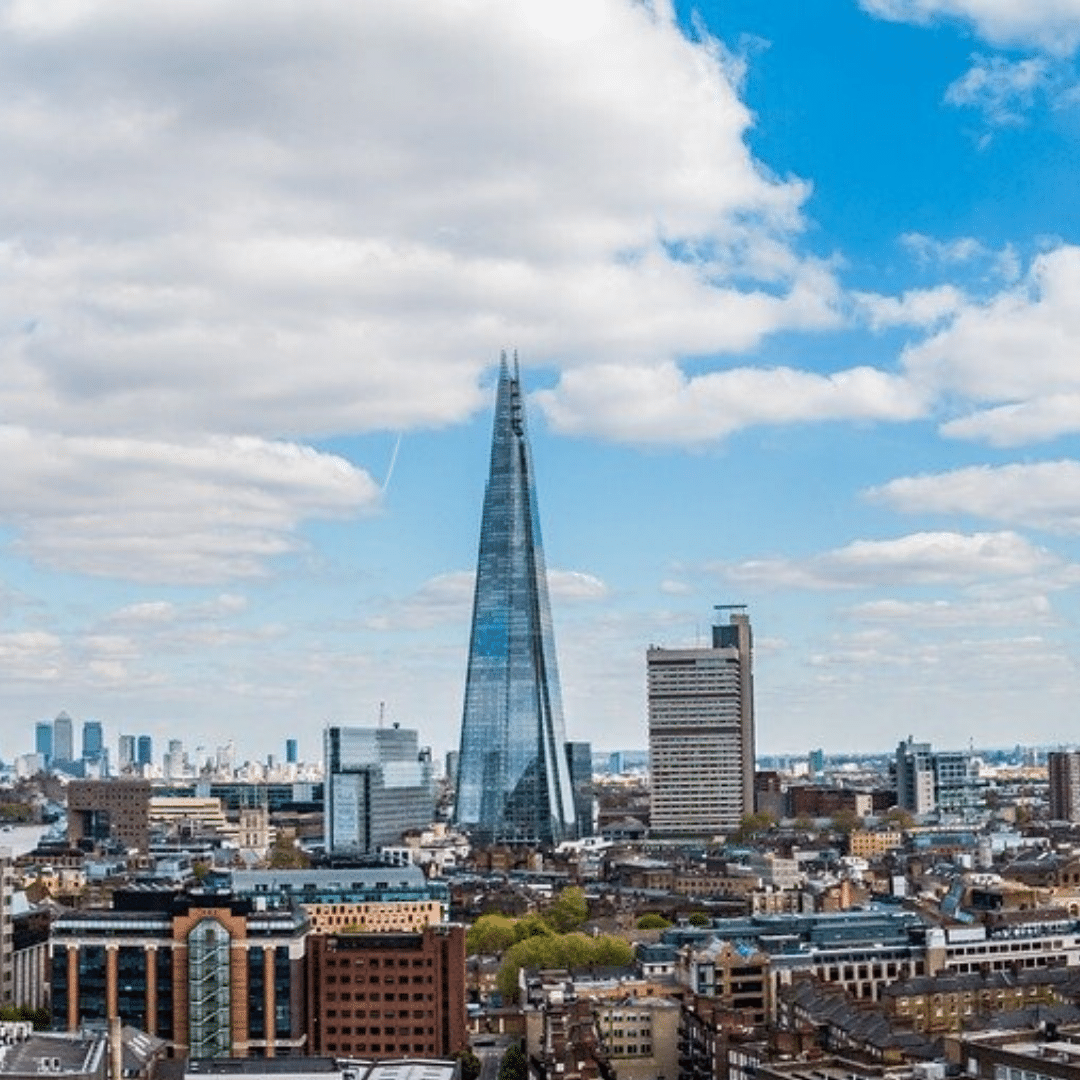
[453, 355, 577, 845]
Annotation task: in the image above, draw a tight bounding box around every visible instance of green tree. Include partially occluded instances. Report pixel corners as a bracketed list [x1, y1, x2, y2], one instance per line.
[467, 914, 518, 955]
[687, 911, 710, 927]
[499, 1043, 527, 1080]
[267, 832, 311, 869]
[455, 1049, 482, 1080]
[636, 913, 672, 930]
[512, 913, 553, 943]
[546, 886, 588, 932]
[496, 933, 632, 1001]
[590, 935, 633, 967]
[831, 808, 862, 835]
[733, 811, 776, 841]
[883, 807, 914, 830]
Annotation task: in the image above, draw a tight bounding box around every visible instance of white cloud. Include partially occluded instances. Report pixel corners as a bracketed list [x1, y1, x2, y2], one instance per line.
[0, 0, 872, 581]
[901, 232, 1021, 280]
[945, 54, 1055, 123]
[941, 395, 1080, 444]
[0, 428, 379, 583]
[847, 593, 1055, 625]
[548, 570, 610, 602]
[859, 0, 1080, 55]
[535, 360, 926, 443]
[366, 567, 609, 632]
[854, 285, 965, 329]
[719, 530, 1061, 590]
[941, 53, 1067, 127]
[0, 631, 64, 682]
[869, 459, 1080, 532]
[898, 245, 1080, 443]
[0, 0, 823, 445]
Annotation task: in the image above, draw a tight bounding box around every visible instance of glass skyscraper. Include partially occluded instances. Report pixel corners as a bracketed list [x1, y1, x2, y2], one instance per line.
[454, 355, 577, 845]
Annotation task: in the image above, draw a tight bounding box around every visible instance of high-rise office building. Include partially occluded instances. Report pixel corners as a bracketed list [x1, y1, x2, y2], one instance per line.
[324, 725, 434, 855]
[81, 720, 103, 762]
[118, 734, 136, 771]
[648, 609, 756, 837]
[164, 738, 186, 779]
[34, 722, 52, 765]
[454, 356, 577, 846]
[136, 734, 153, 767]
[1048, 751, 1080, 823]
[285, 738, 298, 765]
[52, 712, 74, 764]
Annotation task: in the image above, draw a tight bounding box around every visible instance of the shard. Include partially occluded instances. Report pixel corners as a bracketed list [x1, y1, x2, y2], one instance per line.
[453, 354, 577, 845]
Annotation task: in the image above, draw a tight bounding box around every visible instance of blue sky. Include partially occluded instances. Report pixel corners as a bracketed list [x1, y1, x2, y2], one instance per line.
[3, 0, 1080, 765]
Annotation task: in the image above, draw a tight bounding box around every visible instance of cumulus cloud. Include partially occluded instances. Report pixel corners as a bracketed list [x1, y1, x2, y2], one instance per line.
[896, 245, 1080, 444]
[869, 459, 1080, 532]
[0, 0, 874, 580]
[0, 0, 823, 443]
[859, 0, 1080, 55]
[0, 428, 379, 582]
[718, 530, 1061, 590]
[535, 360, 926, 443]
[941, 395, 1080, 444]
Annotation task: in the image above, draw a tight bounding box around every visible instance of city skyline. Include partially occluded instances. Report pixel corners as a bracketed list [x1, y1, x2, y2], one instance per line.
[4, 2, 1080, 760]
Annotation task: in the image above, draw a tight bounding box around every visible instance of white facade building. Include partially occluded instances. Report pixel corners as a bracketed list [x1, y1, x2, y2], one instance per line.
[648, 611, 755, 836]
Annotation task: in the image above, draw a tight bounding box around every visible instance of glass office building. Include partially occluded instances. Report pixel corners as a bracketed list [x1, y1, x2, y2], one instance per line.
[454, 356, 576, 845]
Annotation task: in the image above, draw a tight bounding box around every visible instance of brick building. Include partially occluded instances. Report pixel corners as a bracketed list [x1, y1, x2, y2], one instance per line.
[50, 891, 308, 1057]
[305, 925, 466, 1060]
[67, 780, 153, 852]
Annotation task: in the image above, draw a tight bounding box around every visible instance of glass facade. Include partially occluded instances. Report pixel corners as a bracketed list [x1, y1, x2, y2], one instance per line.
[454, 356, 576, 844]
[117, 946, 146, 1031]
[156, 947, 174, 1040]
[78, 946, 107, 1021]
[248, 948, 266, 1039]
[188, 918, 232, 1058]
[274, 947, 292, 1038]
[50, 948, 67, 1029]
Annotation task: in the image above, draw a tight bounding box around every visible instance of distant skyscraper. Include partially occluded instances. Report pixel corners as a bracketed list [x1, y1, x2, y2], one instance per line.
[1049, 751, 1080, 823]
[118, 734, 136, 771]
[136, 734, 153, 767]
[648, 609, 756, 837]
[454, 356, 577, 846]
[164, 738, 186, 779]
[81, 720, 103, 762]
[285, 738, 298, 765]
[52, 712, 74, 764]
[34, 722, 52, 765]
[324, 725, 434, 855]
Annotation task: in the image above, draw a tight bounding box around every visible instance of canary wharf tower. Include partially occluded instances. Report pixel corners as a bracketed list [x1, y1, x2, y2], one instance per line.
[454, 355, 577, 845]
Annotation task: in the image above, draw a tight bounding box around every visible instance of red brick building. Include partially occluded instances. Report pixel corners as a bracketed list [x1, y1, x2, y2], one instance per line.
[306, 925, 466, 1060]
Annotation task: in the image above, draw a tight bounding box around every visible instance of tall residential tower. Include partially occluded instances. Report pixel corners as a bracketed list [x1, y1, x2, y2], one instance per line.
[454, 356, 577, 845]
[648, 608, 755, 837]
